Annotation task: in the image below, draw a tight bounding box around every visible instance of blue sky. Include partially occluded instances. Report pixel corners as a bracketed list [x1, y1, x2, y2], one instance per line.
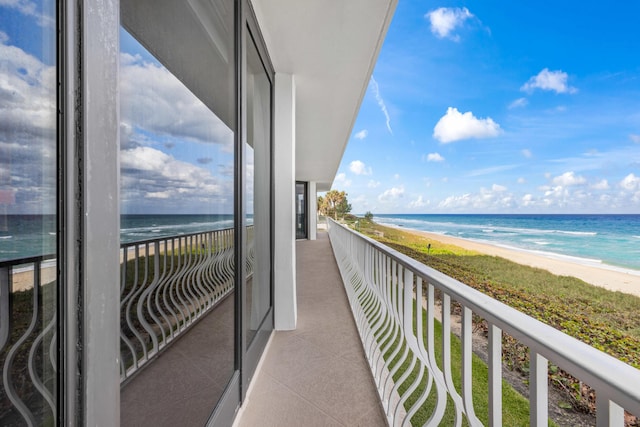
[335, 1, 640, 214]
[2, 1, 640, 215]
[1, 2, 235, 214]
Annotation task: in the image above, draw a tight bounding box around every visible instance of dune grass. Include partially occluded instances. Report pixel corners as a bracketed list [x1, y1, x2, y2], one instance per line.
[378, 304, 535, 426]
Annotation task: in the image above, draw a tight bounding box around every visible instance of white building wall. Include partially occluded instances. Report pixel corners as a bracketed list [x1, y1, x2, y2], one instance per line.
[273, 73, 297, 330]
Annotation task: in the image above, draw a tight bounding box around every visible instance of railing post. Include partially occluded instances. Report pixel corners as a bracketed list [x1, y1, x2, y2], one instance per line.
[488, 323, 503, 427]
[462, 306, 481, 426]
[530, 351, 548, 427]
[596, 396, 624, 427]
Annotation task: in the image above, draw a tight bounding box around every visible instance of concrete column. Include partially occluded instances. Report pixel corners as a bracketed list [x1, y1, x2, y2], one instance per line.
[273, 73, 297, 330]
[80, 0, 121, 423]
[308, 181, 317, 240]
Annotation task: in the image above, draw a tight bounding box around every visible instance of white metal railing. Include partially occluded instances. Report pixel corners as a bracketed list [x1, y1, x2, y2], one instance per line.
[120, 226, 251, 383]
[0, 226, 252, 423]
[0, 255, 57, 426]
[327, 218, 640, 426]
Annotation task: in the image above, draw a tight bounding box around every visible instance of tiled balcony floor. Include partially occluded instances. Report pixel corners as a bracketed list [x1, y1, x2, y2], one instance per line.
[121, 293, 235, 427]
[235, 231, 387, 427]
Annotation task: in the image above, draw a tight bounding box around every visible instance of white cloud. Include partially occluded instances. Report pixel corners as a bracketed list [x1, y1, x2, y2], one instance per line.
[592, 179, 610, 190]
[431, 172, 640, 213]
[620, 173, 640, 191]
[438, 185, 516, 211]
[630, 134, 640, 143]
[334, 172, 352, 188]
[408, 195, 427, 209]
[426, 152, 445, 162]
[433, 107, 502, 143]
[120, 53, 233, 149]
[438, 193, 472, 209]
[354, 129, 368, 140]
[120, 146, 227, 208]
[349, 160, 372, 175]
[370, 76, 392, 133]
[378, 186, 404, 202]
[350, 194, 369, 210]
[509, 97, 528, 109]
[146, 191, 171, 199]
[466, 164, 519, 178]
[426, 7, 473, 41]
[367, 180, 381, 188]
[522, 149, 532, 158]
[517, 177, 526, 184]
[0, 0, 54, 27]
[0, 37, 56, 137]
[393, 174, 401, 180]
[0, 36, 57, 213]
[552, 171, 586, 186]
[521, 68, 577, 94]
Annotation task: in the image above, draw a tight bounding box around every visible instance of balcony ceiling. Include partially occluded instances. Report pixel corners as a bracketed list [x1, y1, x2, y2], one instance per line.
[251, 0, 397, 191]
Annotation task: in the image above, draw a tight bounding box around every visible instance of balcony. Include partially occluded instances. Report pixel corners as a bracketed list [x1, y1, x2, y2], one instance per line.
[237, 220, 640, 426]
[3, 222, 640, 426]
[235, 231, 387, 426]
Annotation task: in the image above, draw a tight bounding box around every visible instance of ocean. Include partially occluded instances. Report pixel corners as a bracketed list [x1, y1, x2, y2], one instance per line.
[120, 214, 235, 244]
[374, 214, 640, 273]
[0, 214, 235, 262]
[2, 213, 639, 273]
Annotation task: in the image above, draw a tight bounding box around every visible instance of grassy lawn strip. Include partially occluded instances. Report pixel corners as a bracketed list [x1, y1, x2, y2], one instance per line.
[378, 303, 536, 426]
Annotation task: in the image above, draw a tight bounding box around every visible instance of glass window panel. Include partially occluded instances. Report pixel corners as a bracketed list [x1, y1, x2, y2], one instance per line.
[245, 32, 272, 345]
[296, 182, 307, 239]
[119, 1, 236, 424]
[0, 1, 58, 425]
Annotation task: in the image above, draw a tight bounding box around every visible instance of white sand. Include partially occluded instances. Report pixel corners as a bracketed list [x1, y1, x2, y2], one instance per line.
[393, 227, 640, 298]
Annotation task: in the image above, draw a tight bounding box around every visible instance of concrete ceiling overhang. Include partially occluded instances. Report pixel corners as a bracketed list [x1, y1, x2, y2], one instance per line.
[251, 0, 397, 192]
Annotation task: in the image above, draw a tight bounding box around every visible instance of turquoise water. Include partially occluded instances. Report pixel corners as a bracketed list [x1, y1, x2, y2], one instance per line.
[0, 214, 235, 262]
[374, 214, 640, 272]
[3, 213, 640, 273]
[120, 214, 235, 244]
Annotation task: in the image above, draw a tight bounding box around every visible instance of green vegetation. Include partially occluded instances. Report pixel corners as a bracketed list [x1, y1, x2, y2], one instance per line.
[377, 301, 535, 425]
[318, 190, 351, 220]
[351, 217, 640, 417]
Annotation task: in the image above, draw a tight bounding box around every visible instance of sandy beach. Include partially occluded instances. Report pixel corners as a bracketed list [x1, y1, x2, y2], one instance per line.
[9, 227, 640, 298]
[399, 227, 640, 298]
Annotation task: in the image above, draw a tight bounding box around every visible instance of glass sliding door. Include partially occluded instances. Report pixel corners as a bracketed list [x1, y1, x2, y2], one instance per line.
[296, 182, 308, 239]
[119, 1, 237, 425]
[0, 1, 59, 425]
[244, 28, 272, 347]
[242, 15, 273, 386]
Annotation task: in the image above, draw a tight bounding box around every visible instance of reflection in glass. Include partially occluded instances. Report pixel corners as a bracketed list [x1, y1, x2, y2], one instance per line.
[0, 1, 58, 425]
[245, 32, 272, 345]
[119, 0, 236, 424]
[296, 182, 307, 239]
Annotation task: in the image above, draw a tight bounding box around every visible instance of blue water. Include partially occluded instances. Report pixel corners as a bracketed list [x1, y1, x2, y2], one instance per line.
[0, 215, 56, 262]
[3, 213, 640, 273]
[374, 214, 640, 272]
[120, 214, 235, 244]
[0, 214, 235, 262]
